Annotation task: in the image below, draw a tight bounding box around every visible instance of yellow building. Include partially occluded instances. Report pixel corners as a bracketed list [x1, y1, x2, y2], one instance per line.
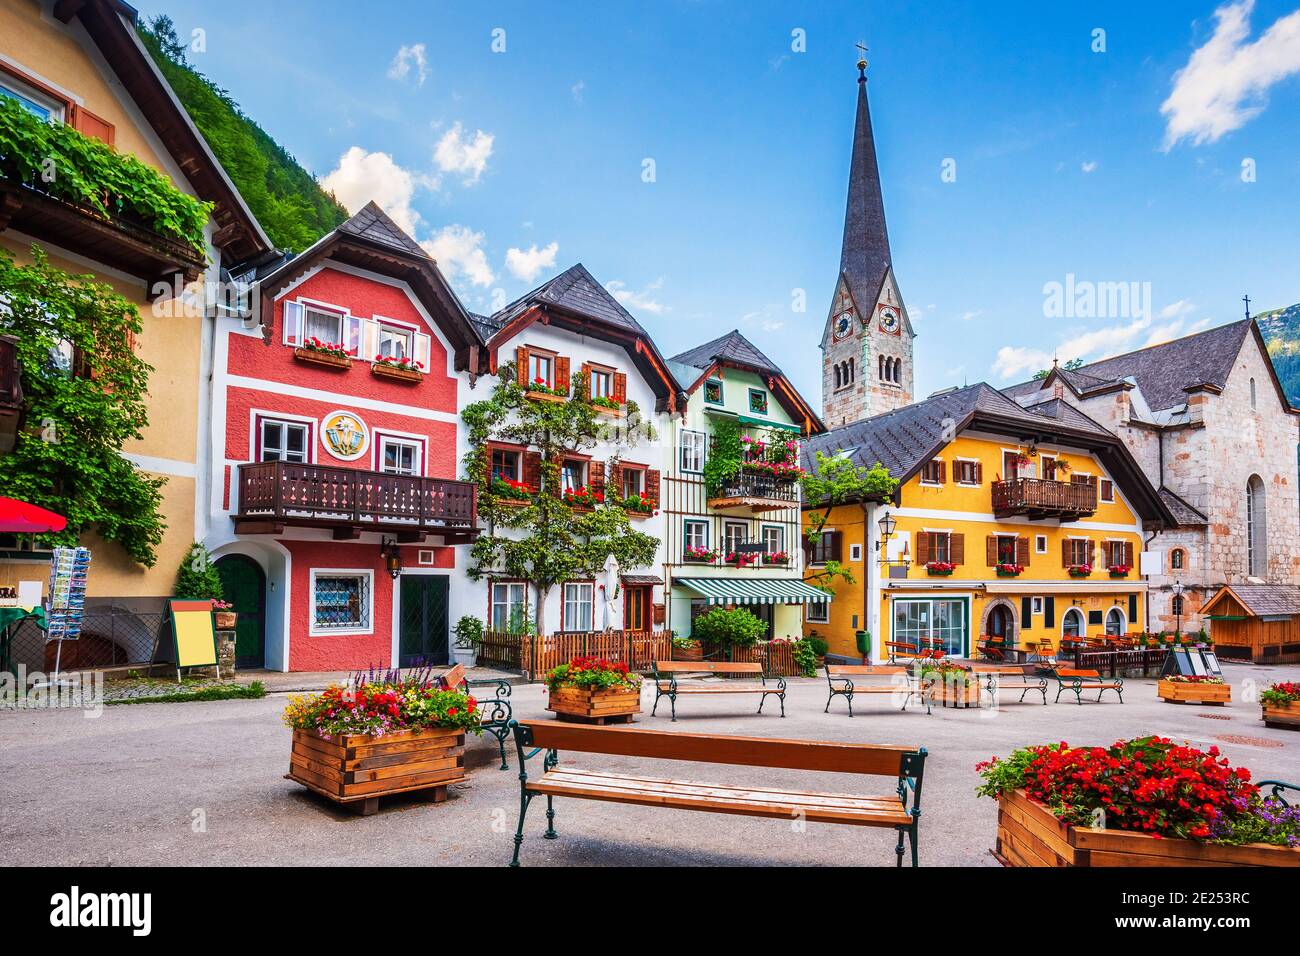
[802, 384, 1175, 661]
[0, 2, 270, 631]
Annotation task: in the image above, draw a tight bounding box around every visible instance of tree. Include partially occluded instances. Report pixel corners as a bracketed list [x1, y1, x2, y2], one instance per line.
[462, 365, 660, 630]
[0, 248, 166, 565]
[174, 542, 225, 601]
[800, 451, 897, 593]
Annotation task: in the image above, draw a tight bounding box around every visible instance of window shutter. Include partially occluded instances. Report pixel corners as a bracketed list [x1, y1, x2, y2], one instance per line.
[413, 331, 431, 372]
[555, 356, 571, 395]
[73, 106, 115, 146]
[588, 460, 605, 499]
[523, 451, 542, 491]
[646, 468, 660, 507]
[937, 460, 947, 483]
[986, 535, 998, 567]
[613, 372, 628, 404]
[1016, 536, 1030, 566]
[516, 346, 529, 388]
[916, 532, 931, 565]
[950, 533, 964, 565]
[1129, 593, 1139, 627]
[1087, 540, 1096, 566]
[1021, 596, 1033, 621]
[1124, 541, 1134, 567]
[361, 320, 378, 362]
[1100, 479, 1113, 501]
[283, 301, 303, 346]
[830, 531, 844, 563]
[1062, 539, 1071, 567]
[343, 315, 364, 357]
[608, 461, 622, 499]
[1044, 596, 1055, 628]
[974, 461, 983, 484]
[580, 362, 592, 397]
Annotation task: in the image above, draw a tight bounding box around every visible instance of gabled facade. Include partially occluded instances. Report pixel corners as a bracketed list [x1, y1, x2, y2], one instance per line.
[452, 262, 684, 638]
[0, 0, 269, 643]
[1004, 319, 1300, 634]
[802, 384, 1174, 661]
[665, 330, 827, 640]
[205, 203, 479, 671]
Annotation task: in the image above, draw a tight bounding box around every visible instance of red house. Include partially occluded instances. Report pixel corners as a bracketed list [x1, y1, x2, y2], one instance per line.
[207, 204, 481, 672]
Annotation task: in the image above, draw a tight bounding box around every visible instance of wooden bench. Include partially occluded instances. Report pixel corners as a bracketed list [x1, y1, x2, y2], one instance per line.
[824, 665, 931, 716]
[506, 721, 927, 867]
[885, 640, 919, 664]
[978, 635, 1006, 662]
[969, 665, 1048, 705]
[1053, 668, 1124, 705]
[650, 661, 785, 721]
[438, 664, 515, 770]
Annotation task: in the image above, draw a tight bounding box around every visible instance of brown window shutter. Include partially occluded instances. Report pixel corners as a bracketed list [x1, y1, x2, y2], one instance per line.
[515, 346, 529, 387]
[608, 461, 622, 499]
[937, 460, 946, 483]
[1062, 539, 1071, 567]
[831, 531, 844, 563]
[986, 535, 998, 566]
[555, 356, 571, 395]
[646, 468, 660, 507]
[1125, 542, 1134, 567]
[73, 107, 115, 146]
[523, 451, 542, 491]
[1087, 540, 1096, 566]
[580, 362, 592, 397]
[916, 532, 931, 565]
[1016, 536, 1030, 566]
[973, 461, 982, 484]
[951, 533, 964, 565]
[1101, 479, 1113, 500]
[613, 372, 627, 404]
[589, 460, 606, 498]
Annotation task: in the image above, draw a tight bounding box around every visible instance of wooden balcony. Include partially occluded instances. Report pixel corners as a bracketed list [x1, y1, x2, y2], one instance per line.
[233, 461, 478, 542]
[992, 477, 1097, 521]
[0, 335, 22, 454]
[707, 473, 800, 514]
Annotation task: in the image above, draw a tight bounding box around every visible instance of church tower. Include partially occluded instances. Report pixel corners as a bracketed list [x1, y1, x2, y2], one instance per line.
[821, 57, 914, 428]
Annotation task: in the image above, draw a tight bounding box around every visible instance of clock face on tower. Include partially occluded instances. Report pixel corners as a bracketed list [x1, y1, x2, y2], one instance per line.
[833, 311, 853, 340]
[879, 306, 900, 334]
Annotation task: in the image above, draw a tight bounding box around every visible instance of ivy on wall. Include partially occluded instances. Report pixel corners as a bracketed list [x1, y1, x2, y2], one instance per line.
[0, 97, 212, 256]
[0, 248, 166, 565]
[702, 417, 742, 497]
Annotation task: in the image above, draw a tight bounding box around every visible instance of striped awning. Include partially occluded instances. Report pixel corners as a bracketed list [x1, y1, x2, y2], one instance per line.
[674, 578, 831, 606]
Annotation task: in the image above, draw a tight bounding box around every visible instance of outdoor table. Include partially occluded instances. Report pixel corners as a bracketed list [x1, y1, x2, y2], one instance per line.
[0, 605, 45, 675]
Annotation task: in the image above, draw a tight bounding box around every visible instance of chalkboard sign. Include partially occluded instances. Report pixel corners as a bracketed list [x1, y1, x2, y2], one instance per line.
[1160, 646, 1223, 678]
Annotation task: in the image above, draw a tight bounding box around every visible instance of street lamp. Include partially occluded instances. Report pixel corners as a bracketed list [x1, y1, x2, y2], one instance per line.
[875, 510, 907, 569]
[1172, 580, 1184, 637]
[381, 537, 402, 579]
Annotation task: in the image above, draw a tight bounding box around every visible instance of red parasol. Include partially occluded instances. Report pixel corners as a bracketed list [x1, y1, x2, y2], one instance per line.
[0, 497, 67, 533]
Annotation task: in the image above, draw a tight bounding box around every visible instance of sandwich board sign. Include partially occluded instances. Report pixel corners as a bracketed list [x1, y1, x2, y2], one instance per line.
[168, 600, 219, 681]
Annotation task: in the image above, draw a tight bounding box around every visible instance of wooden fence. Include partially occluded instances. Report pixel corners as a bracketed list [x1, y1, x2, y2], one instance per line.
[719, 641, 802, 678]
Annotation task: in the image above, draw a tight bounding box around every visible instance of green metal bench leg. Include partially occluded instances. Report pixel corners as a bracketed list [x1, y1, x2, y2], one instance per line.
[895, 827, 905, 867]
[846, 692, 854, 718]
[651, 688, 661, 716]
[757, 692, 766, 714]
[544, 795, 557, 840]
[778, 692, 786, 717]
[909, 826, 919, 867]
[823, 690, 832, 713]
[670, 694, 677, 721]
[510, 792, 535, 867]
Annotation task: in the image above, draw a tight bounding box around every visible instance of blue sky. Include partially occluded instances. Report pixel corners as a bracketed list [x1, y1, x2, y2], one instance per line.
[142, 0, 1300, 404]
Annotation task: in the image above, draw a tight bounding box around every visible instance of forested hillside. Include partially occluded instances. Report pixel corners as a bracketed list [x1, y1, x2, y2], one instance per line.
[137, 16, 347, 253]
[1256, 302, 1300, 406]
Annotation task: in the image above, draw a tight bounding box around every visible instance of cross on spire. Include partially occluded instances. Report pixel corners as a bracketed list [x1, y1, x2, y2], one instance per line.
[1243, 294, 1252, 320]
[855, 42, 868, 81]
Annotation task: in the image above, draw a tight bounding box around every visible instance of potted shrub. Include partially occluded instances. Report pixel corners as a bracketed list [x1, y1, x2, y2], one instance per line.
[925, 560, 956, 576]
[545, 656, 642, 724]
[282, 669, 481, 814]
[1158, 674, 1230, 705]
[1262, 682, 1300, 730]
[978, 736, 1300, 867]
[995, 563, 1024, 578]
[211, 599, 237, 630]
[919, 659, 980, 707]
[1067, 563, 1092, 578]
[294, 337, 352, 369]
[452, 615, 483, 667]
[671, 636, 703, 662]
[804, 635, 829, 667]
[372, 353, 425, 383]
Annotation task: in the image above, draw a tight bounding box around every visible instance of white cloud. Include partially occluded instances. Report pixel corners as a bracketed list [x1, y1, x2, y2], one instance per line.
[607, 278, 668, 315]
[1081, 160, 1098, 173]
[388, 44, 430, 86]
[421, 225, 494, 287]
[992, 346, 1054, 380]
[1159, 298, 1197, 319]
[505, 242, 559, 283]
[321, 146, 428, 235]
[434, 122, 494, 185]
[571, 80, 585, 103]
[960, 309, 984, 322]
[1162, 0, 1300, 147]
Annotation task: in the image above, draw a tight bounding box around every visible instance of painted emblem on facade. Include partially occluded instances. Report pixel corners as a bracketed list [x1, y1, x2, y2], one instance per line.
[321, 411, 369, 461]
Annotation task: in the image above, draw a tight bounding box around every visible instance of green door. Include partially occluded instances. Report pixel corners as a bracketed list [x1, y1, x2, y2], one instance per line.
[215, 554, 265, 669]
[399, 575, 450, 667]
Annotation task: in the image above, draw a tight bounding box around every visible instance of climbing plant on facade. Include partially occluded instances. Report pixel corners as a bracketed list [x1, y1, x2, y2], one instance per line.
[461, 364, 660, 628]
[0, 248, 166, 565]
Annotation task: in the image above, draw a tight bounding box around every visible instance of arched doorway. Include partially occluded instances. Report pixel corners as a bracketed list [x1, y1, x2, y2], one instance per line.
[215, 554, 266, 669]
[1062, 608, 1085, 640]
[1105, 607, 1126, 637]
[987, 605, 1014, 642]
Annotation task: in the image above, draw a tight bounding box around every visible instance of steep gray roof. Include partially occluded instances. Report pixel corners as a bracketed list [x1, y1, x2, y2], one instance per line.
[838, 68, 892, 312]
[1222, 584, 1300, 616]
[1004, 320, 1253, 412]
[670, 329, 782, 376]
[1158, 487, 1208, 526]
[488, 263, 650, 338]
[336, 201, 429, 258]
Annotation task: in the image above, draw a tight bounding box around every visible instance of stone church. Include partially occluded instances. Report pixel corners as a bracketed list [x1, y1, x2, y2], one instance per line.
[818, 59, 1300, 637]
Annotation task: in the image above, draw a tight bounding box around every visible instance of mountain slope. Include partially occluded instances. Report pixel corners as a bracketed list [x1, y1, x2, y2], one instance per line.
[137, 16, 347, 254]
[1256, 302, 1300, 405]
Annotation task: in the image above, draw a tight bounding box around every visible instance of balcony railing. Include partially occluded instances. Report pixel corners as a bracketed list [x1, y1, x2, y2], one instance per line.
[992, 477, 1097, 520]
[707, 473, 801, 513]
[234, 461, 477, 539]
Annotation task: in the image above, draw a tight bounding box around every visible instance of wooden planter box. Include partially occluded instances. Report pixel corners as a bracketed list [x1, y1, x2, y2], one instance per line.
[672, 645, 703, 662]
[1159, 679, 1230, 705]
[293, 347, 351, 370]
[214, 611, 238, 630]
[371, 363, 423, 384]
[1263, 699, 1300, 729]
[547, 685, 641, 724]
[526, 390, 568, 403]
[594, 404, 624, 418]
[995, 790, 1300, 867]
[288, 726, 465, 815]
[929, 676, 983, 708]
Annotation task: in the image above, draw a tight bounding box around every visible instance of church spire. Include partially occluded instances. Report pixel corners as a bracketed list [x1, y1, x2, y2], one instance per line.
[839, 55, 892, 307]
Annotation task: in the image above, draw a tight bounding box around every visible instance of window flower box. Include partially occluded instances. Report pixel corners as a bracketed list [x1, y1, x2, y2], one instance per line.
[544, 657, 642, 724]
[1262, 683, 1300, 729]
[925, 561, 956, 576]
[1107, 565, 1130, 579]
[562, 487, 603, 510]
[682, 547, 719, 564]
[995, 563, 1024, 578]
[591, 396, 624, 417]
[1067, 564, 1092, 578]
[619, 494, 655, 518]
[726, 552, 760, 568]
[294, 338, 351, 370]
[489, 476, 533, 505]
[525, 378, 569, 403]
[372, 355, 425, 383]
[763, 551, 791, 568]
[1158, 676, 1230, 705]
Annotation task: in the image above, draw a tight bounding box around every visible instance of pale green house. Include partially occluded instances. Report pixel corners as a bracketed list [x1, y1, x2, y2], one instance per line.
[663, 331, 829, 639]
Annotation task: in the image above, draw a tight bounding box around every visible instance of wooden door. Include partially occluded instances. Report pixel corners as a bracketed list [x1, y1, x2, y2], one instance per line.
[399, 575, 450, 666]
[215, 554, 265, 669]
